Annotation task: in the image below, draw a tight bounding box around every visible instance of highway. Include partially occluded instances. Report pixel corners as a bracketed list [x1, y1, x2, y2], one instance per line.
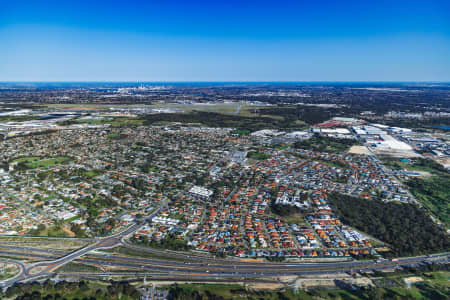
[0, 204, 447, 288]
[3, 207, 163, 284]
[0, 241, 448, 287]
[1, 248, 447, 276]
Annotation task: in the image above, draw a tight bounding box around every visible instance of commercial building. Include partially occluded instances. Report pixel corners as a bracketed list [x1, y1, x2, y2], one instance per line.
[188, 186, 214, 200]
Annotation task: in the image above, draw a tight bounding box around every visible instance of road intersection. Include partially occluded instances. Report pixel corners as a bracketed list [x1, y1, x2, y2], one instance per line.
[0, 206, 448, 288]
[0, 237, 448, 287]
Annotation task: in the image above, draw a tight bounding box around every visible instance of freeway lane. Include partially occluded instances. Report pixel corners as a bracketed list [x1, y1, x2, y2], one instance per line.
[0, 203, 447, 288]
[0, 246, 448, 280]
[81, 252, 450, 272]
[0, 244, 366, 270]
[22, 254, 450, 279]
[23, 207, 163, 277]
[2, 244, 448, 272]
[77, 255, 449, 277]
[0, 248, 448, 289]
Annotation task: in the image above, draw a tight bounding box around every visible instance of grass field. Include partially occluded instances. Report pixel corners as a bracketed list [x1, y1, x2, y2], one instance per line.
[0, 263, 19, 280]
[382, 159, 437, 174]
[247, 151, 271, 160]
[156, 102, 241, 114]
[406, 176, 450, 226]
[52, 103, 315, 133]
[28, 224, 72, 238]
[169, 271, 450, 300]
[380, 157, 450, 226]
[102, 246, 186, 262]
[282, 213, 307, 225]
[45, 103, 325, 128]
[56, 262, 103, 273]
[12, 156, 41, 164]
[66, 117, 144, 127]
[12, 156, 71, 169]
[0, 254, 27, 261]
[47, 102, 246, 114]
[0, 115, 41, 122]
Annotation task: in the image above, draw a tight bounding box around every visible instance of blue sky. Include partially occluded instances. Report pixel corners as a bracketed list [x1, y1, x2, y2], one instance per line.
[1, 0, 449, 81]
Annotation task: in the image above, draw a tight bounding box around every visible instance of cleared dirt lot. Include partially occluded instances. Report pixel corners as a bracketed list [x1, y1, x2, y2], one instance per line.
[348, 145, 372, 155]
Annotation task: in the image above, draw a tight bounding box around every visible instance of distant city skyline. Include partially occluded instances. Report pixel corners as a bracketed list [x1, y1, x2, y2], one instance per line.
[1, 0, 449, 81]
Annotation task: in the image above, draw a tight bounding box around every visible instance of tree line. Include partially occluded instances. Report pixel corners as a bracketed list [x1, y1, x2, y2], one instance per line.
[328, 192, 449, 257]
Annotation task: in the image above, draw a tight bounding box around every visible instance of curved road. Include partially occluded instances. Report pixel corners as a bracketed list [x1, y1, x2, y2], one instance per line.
[0, 243, 448, 287]
[0, 212, 447, 288]
[0, 259, 26, 288]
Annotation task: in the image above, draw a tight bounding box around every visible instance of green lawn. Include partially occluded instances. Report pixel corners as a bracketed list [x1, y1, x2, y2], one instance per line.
[12, 156, 40, 164]
[56, 262, 103, 273]
[65, 215, 80, 222]
[0, 115, 41, 122]
[64, 117, 144, 127]
[12, 156, 71, 169]
[145, 102, 242, 114]
[282, 213, 307, 225]
[232, 129, 250, 135]
[31, 157, 71, 168]
[321, 159, 349, 170]
[381, 157, 447, 176]
[107, 132, 122, 139]
[385, 160, 437, 174]
[247, 151, 271, 160]
[102, 246, 186, 262]
[270, 144, 290, 150]
[83, 170, 102, 178]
